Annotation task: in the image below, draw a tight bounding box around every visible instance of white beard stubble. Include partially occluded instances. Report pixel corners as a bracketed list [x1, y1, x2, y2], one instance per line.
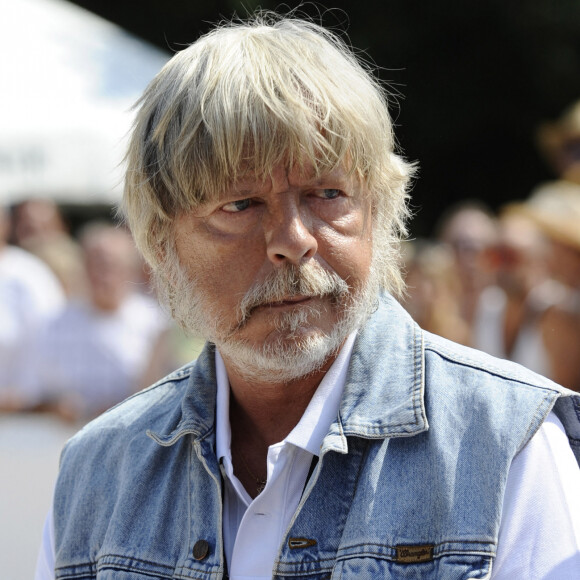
[158, 258, 379, 384]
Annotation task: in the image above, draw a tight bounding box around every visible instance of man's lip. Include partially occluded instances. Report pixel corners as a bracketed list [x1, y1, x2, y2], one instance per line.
[260, 295, 313, 308]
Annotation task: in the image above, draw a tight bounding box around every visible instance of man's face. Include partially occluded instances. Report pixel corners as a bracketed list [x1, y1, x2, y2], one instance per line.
[83, 233, 136, 312]
[170, 163, 376, 381]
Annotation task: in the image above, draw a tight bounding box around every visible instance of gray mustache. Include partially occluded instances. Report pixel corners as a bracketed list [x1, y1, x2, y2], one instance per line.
[238, 263, 349, 320]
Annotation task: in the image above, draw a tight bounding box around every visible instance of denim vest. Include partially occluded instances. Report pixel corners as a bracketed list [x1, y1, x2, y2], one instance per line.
[53, 294, 580, 579]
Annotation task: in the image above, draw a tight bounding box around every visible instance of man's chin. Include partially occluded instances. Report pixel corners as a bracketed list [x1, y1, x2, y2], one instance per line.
[240, 314, 334, 344]
[212, 285, 377, 383]
[216, 329, 342, 384]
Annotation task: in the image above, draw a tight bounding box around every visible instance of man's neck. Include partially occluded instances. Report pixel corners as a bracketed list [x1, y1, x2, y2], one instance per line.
[223, 355, 337, 499]
[225, 358, 335, 448]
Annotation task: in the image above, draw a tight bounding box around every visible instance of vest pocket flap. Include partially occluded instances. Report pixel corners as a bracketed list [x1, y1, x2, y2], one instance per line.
[331, 553, 493, 579]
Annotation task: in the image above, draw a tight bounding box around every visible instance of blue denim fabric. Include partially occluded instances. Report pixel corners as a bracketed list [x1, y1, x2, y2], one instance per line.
[53, 294, 580, 579]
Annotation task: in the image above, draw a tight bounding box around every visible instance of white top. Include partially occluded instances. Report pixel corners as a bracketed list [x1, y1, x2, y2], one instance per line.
[473, 285, 554, 378]
[494, 412, 580, 578]
[35, 337, 580, 579]
[0, 245, 65, 391]
[21, 293, 168, 417]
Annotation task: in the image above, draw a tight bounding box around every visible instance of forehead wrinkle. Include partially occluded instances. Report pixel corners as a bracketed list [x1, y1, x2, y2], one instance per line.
[224, 178, 274, 199]
[211, 163, 360, 207]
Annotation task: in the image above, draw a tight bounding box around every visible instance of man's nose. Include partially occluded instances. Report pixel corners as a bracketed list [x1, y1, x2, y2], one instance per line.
[264, 205, 318, 266]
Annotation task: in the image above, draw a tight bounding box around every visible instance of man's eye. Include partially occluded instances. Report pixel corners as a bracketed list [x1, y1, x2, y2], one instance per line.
[319, 188, 341, 199]
[222, 199, 252, 213]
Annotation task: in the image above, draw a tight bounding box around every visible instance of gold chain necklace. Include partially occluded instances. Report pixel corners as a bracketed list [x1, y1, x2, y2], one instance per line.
[237, 446, 267, 494]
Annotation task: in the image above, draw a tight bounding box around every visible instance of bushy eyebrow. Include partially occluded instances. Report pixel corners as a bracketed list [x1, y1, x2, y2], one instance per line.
[215, 167, 352, 200]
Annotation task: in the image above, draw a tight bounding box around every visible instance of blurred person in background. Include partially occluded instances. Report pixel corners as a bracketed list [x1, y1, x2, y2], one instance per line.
[11, 198, 68, 245]
[402, 239, 471, 344]
[472, 208, 553, 376]
[510, 180, 580, 392]
[10, 198, 86, 298]
[19, 222, 169, 422]
[537, 99, 580, 185]
[0, 204, 65, 405]
[436, 200, 498, 333]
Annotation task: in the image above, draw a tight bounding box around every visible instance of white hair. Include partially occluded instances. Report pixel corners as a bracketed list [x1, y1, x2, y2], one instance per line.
[121, 13, 415, 298]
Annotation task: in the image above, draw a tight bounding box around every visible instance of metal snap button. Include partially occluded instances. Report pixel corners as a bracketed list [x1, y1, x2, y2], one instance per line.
[193, 539, 210, 560]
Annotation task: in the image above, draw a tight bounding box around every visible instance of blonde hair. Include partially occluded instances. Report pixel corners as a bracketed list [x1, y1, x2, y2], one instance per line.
[122, 13, 414, 296]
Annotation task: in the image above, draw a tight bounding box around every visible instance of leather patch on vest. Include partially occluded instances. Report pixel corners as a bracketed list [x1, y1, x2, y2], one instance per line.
[288, 537, 317, 549]
[395, 544, 434, 563]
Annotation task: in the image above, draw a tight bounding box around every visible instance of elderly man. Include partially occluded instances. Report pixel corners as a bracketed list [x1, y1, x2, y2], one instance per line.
[37, 15, 580, 579]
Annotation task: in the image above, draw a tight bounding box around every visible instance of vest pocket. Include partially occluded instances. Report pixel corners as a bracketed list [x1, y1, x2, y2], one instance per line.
[331, 553, 493, 579]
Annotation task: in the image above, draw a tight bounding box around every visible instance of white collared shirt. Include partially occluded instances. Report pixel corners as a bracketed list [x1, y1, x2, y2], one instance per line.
[215, 332, 358, 578]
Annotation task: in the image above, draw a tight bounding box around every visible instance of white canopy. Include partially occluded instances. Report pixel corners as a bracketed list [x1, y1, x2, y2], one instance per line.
[0, 0, 169, 205]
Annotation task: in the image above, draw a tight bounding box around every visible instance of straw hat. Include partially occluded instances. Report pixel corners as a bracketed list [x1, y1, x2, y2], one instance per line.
[506, 180, 580, 251]
[537, 100, 580, 183]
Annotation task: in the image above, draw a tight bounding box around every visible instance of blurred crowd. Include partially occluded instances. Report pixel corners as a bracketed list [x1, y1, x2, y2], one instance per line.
[402, 99, 580, 393]
[1, 99, 579, 423]
[403, 181, 580, 393]
[0, 198, 202, 424]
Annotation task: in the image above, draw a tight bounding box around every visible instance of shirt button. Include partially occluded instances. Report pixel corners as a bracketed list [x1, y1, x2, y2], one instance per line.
[193, 539, 210, 560]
